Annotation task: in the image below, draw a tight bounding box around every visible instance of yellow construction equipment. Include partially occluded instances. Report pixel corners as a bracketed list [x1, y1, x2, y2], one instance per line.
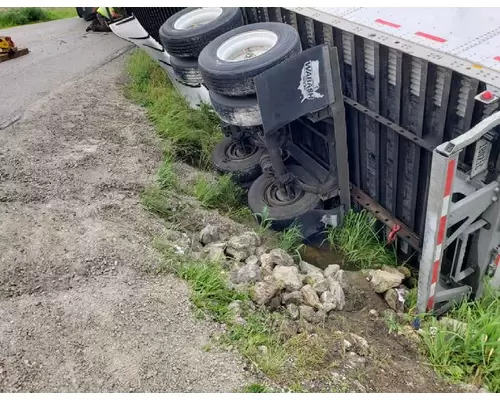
[0, 36, 29, 62]
[0, 36, 16, 53]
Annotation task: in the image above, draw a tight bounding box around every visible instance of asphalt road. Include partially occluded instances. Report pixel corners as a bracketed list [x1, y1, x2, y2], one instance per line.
[0, 17, 133, 129]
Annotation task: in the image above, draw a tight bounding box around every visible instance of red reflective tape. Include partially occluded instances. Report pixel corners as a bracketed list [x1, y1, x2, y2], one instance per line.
[375, 18, 401, 28]
[494, 56, 500, 62]
[416, 31, 447, 43]
[444, 159, 456, 197]
[427, 296, 435, 310]
[431, 260, 441, 284]
[427, 297, 435, 310]
[437, 216, 447, 245]
[495, 253, 500, 266]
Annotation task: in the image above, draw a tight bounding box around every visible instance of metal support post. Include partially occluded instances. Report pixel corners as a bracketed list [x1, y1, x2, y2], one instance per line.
[329, 47, 351, 213]
[265, 132, 290, 187]
[417, 149, 459, 314]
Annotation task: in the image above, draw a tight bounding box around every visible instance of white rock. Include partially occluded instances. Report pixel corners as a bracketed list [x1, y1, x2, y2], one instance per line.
[384, 287, 407, 312]
[333, 270, 348, 290]
[312, 277, 329, 295]
[225, 247, 249, 262]
[349, 333, 369, 356]
[269, 248, 294, 266]
[327, 277, 346, 311]
[227, 232, 260, 251]
[346, 352, 366, 368]
[282, 291, 303, 305]
[287, 303, 300, 320]
[260, 253, 274, 267]
[299, 261, 324, 278]
[200, 224, 220, 245]
[320, 291, 336, 313]
[251, 276, 279, 306]
[273, 265, 303, 292]
[245, 255, 259, 265]
[314, 310, 327, 324]
[298, 305, 316, 323]
[203, 242, 226, 262]
[324, 264, 341, 278]
[254, 246, 267, 258]
[369, 269, 405, 293]
[301, 284, 322, 309]
[368, 309, 379, 319]
[228, 300, 243, 316]
[231, 264, 261, 284]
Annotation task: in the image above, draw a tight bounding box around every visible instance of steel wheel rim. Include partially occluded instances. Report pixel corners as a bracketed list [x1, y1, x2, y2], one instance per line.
[217, 30, 278, 62]
[173, 8, 223, 30]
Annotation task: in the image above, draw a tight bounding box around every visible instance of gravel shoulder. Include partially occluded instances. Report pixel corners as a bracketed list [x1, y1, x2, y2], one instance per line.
[0, 54, 250, 392]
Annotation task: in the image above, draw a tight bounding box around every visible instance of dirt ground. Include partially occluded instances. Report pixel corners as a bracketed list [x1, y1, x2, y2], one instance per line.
[0, 54, 251, 392]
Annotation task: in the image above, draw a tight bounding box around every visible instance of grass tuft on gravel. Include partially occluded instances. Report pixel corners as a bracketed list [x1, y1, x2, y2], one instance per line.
[140, 186, 174, 220]
[243, 383, 271, 393]
[0, 7, 76, 28]
[326, 209, 397, 269]
[126, 50, 222, 170]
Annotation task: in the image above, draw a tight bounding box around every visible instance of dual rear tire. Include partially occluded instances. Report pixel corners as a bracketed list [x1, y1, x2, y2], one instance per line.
[159, 8, 243, 87]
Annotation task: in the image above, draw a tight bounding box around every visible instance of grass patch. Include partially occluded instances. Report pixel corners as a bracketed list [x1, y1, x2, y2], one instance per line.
[194, 174, 251, 221]
[277, 223, 304, 256]
[253, 207, 304, 257]
[0, 7, 76, 28]
[141, 186, 175, 220]
[326, 209, 397, 269]
[178, 260, 247, 321]
[126, 50, 222, 169]
[421, 286, 500, 392]
[156, 146, 178, 191]
[243, 383, 271, 393]
[173, 258, 338, 388]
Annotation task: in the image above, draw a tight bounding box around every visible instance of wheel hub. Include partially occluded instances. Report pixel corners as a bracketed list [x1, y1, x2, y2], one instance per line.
[264, 180, 302, 206]
[226, 141, 257, 161]
[216, 30, 278, 62]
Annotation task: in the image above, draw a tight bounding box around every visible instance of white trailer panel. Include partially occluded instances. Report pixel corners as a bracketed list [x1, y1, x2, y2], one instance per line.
[290, 7, 500, 89]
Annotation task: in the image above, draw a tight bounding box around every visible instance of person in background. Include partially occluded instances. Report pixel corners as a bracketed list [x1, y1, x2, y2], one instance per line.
[86, 7, 122, 32]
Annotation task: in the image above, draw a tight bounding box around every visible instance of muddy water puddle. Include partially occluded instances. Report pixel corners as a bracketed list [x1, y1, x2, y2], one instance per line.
[300, 243, 359, 271]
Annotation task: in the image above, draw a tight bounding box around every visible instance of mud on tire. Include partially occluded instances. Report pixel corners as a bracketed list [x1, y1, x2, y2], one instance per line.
[170, 56, 202, 87]
[209, 91, 262, 126]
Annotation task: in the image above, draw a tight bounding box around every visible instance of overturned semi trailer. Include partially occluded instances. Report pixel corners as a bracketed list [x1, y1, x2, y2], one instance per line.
[243, 7, 500, 316]
[114, 7, 500, 316]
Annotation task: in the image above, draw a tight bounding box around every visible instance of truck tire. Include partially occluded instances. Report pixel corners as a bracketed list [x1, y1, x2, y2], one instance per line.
[159, 8, 244, 58]
[170, 56, 202, 87]
[248, 165, 321, 228]
[212, 137, 264, 183]
[198, 22, 301, 97]
[209, 91, 262, 127]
